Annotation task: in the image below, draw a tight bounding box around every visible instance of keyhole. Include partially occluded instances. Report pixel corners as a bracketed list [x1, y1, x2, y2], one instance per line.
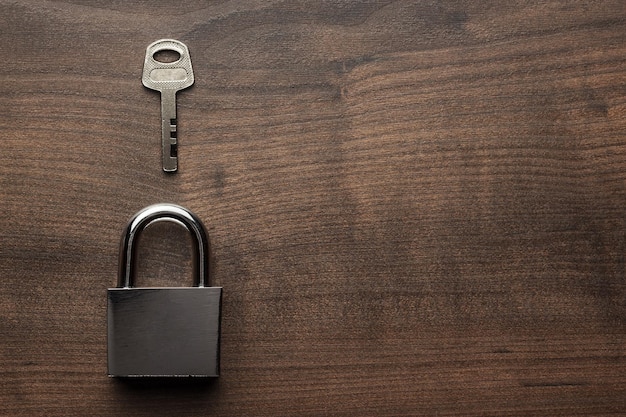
[153, 49, 181, 63]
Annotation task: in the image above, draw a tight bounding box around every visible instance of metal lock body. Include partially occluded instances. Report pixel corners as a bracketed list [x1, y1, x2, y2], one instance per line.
[107, 204, 221, 377]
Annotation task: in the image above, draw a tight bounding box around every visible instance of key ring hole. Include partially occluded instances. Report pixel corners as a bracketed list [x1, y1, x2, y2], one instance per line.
[153, 49, 181, 64]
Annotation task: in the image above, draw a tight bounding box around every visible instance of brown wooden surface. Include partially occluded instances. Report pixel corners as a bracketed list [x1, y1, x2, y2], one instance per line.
[1, 1, 625, 416]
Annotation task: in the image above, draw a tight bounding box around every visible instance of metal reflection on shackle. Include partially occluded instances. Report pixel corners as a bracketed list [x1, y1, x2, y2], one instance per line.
[107, 204, 222, 377]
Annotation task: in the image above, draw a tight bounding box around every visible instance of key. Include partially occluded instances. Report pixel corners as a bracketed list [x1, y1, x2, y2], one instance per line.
[142, 39, 194, 172]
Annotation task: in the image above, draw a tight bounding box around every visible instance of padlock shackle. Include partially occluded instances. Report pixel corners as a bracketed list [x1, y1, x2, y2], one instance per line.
[118, 204, 210, 288]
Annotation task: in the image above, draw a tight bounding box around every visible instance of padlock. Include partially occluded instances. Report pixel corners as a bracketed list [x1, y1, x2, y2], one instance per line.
[107, 204, 222, 377]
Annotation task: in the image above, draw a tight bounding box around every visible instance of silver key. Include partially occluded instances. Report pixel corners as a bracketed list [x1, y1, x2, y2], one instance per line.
[142, 39, 194, 172]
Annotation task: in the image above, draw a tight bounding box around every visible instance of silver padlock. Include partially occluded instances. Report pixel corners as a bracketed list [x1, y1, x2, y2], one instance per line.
[107, 204, 222, 377]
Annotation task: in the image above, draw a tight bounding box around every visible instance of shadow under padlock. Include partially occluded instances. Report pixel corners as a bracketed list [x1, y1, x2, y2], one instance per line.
[107, 204, 222, 378]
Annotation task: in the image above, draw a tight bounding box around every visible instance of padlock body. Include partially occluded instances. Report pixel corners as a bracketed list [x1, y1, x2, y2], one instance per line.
[107, 287, 222, 377]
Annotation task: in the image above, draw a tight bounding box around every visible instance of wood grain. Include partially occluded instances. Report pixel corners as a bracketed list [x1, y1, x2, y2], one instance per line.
[0, 1, 625, 415]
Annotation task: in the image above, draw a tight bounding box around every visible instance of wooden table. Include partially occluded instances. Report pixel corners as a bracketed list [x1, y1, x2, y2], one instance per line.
[1, 1, 624, 415]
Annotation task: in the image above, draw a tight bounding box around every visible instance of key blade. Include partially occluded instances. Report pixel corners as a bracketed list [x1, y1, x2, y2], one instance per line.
[161, 89, 178, 172]
[142, 39, 194, 91]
